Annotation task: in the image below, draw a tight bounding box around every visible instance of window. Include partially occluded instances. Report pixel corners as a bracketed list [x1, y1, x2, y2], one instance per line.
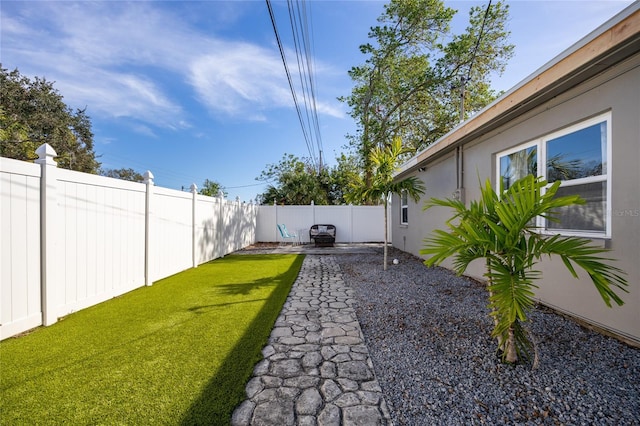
[400, 190, 409, 225]
[496, 112, 611, 238]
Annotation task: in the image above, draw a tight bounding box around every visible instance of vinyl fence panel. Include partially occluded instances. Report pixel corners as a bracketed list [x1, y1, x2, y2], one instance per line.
[151, 186, 193, 281]
[55, 169, 147, 319]
[0, 158, 42, 339]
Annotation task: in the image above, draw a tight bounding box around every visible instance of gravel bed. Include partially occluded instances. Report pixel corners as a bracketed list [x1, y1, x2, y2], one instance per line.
[335, 248, 640, 425]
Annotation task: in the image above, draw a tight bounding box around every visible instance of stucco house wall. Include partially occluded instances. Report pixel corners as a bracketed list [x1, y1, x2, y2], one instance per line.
[392, 5, 640, 345]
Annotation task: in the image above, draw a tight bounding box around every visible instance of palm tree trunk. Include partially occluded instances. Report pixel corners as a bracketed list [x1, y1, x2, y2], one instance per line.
[486, 259, 518, 363]
[505, 326, 518, 363]
[486, 258, 504, 350]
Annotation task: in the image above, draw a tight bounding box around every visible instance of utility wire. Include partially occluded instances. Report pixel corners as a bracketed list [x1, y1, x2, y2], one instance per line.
[266, 0, 317, 171]
[266, 0, 323, 172]
[293, 0, 323, 170]
[287, 0, 316, 162]
[459, 0, 492, 122]
[466, 0, 492, 84]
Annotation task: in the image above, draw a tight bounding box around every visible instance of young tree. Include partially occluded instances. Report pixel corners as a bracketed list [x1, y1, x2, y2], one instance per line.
[421, 176, 627, 363]
[347, 137, 425, 270]
[0, 67, 100, 173]
[342, 0, 513, 185]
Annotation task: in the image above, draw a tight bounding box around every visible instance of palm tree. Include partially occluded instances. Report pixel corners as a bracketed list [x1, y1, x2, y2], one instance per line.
[421, 175, 627, 363]
[348, 137, 425, 270]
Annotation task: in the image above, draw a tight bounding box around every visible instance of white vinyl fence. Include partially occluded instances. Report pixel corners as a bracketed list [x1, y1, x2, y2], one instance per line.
[1, 144, 256, 340]
[256, 203, 390, 244]
[1, 144, 386, 340]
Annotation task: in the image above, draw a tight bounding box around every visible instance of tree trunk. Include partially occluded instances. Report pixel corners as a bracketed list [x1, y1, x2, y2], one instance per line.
[504, 326, 518, 363]
[486, 259, 500, 341]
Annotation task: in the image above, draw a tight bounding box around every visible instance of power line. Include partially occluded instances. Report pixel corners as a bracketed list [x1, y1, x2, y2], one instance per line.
[459, 0, 492, 122]
[287, 0, 316, 162]
[266, 0, 323, 172]
[290, 0, 324, 169]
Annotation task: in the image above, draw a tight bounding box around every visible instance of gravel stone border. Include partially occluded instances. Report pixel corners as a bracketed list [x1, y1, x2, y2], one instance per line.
[335, 247, 640, 425]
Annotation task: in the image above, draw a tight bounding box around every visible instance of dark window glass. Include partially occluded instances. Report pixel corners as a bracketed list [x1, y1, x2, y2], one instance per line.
[547, 182, 606, 232]
[546, 122, 606, 183]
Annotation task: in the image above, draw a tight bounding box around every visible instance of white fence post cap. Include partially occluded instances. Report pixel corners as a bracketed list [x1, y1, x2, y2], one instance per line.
[143, 171, 154, 184]
[35, 143, 57, 165]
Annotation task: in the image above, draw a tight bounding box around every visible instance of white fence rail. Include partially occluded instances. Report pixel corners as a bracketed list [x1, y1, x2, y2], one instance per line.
[1, 144, 387, 340]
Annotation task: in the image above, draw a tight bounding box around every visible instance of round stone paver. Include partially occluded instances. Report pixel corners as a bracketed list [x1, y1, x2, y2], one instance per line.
[231, 255, 392, 426]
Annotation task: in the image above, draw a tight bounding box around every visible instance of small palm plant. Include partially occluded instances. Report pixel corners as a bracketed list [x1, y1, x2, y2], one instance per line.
[421, 175, 627, 363]
[348, 137, 425, 270]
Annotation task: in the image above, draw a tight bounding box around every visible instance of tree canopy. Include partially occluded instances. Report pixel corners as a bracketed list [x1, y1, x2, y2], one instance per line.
[256, 153, 361, 205]
[99, 168, 145, 182]
[0, 67, 100, 173]
[341, 0, 513, 185]
[198, 179, 225, 197]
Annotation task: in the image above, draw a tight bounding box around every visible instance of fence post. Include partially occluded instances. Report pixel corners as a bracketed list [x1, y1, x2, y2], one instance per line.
[311, 200, 315, 226]
[144, 171, 154, 286]
[35, 143, 59, 326]
[218, 190, 225, 258]
[274, 200, 278, 243]
[349, 204, 354, 243]
[190, 184, 198, 268]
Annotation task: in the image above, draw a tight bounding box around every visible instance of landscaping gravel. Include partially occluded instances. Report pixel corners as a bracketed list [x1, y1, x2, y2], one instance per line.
[335, 247, 640, 425]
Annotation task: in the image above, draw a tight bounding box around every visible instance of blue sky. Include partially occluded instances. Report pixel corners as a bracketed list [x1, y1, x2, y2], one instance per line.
[1, 0, 634, 202]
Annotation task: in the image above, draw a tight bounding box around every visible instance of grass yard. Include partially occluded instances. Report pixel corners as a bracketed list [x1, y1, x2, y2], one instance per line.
[0, 253, 304, 425]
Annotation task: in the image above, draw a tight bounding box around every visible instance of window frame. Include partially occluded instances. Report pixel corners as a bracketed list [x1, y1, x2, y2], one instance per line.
[400, 190, 409, 225]
[495, 112, 612, 239]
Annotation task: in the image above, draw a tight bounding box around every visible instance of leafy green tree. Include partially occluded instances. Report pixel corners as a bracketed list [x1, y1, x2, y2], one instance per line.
[99, 168, 145, 182]
[329, 153, 365, 204]
[347, 137, 425, 270]
[0, 67, 100, 173]
[421, 175, 627, 363]
[257, 154, 356, 205]
[342, 0, 513, 185]
[198, 179, 225, 197]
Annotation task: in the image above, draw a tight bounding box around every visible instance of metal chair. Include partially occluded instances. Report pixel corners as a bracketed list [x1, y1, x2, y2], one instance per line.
[277, 224, 299, 245]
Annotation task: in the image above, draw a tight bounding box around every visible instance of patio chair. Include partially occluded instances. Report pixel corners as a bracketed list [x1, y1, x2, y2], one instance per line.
[277, 224, 299, 245]
[309, 224, 336, 247]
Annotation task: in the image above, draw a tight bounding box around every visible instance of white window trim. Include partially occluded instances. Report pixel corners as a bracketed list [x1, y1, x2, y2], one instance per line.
[400, 190, 409, 225]
[496, 112, 612, 239]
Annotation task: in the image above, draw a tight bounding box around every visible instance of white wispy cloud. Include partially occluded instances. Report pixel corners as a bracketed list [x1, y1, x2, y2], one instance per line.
[0, 1, 344, 131]
[188, 43, 293, 115]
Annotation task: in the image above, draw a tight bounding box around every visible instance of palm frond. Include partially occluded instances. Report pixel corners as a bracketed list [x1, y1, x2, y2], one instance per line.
[539, 235, 628, 306]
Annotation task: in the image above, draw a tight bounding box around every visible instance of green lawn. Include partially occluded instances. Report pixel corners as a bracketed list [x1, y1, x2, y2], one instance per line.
[0, 254, 303, 425]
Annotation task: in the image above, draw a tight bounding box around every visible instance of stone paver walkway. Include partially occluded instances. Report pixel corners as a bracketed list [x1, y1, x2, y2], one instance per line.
[231, 255, 392, 426]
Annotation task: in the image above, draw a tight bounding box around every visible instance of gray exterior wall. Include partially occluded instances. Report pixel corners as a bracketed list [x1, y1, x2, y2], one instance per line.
[393, 53, 640, 344]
